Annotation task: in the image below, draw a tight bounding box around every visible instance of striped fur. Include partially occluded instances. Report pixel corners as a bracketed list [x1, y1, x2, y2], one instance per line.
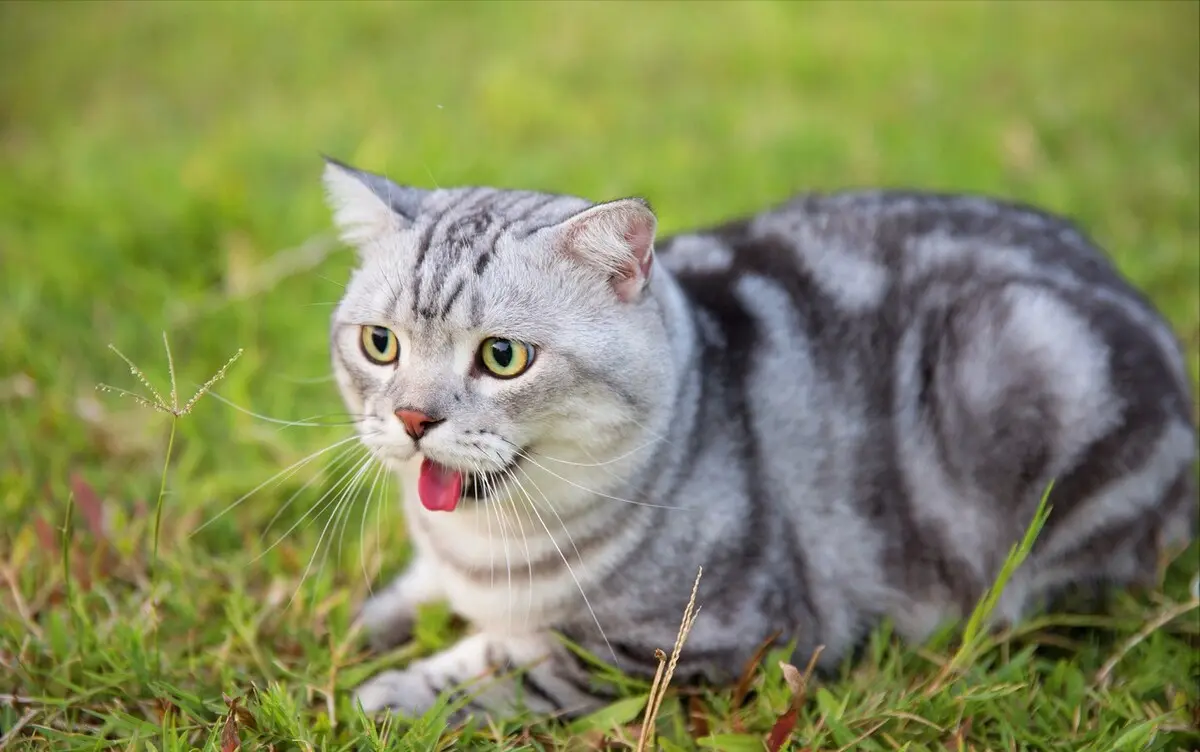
[321, 158, 1198, 723]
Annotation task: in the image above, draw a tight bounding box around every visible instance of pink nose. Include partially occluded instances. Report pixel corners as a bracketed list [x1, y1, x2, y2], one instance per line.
[395, 408, 438, 440]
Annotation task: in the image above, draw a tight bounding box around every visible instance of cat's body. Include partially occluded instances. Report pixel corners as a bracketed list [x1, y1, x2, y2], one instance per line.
[321, 158, 1197, 722]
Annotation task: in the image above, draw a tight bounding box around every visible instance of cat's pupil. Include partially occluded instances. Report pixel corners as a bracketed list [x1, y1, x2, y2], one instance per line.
[371, 327, 389, 352]
[490, 340, 513, 367]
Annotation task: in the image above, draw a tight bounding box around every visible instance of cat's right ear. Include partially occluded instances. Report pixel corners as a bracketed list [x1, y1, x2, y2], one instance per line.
[320, 156, 428, 249]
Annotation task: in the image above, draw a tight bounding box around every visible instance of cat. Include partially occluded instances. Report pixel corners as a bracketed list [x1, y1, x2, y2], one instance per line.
[319, 156, 1197, 723]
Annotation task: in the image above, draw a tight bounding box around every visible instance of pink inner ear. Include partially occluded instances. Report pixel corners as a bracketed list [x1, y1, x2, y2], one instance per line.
[612, 217, 655, 302]
[626, 223, 654, 280]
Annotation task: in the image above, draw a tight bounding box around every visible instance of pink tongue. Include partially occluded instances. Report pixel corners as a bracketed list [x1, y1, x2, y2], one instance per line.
[417, 458, 463, 512]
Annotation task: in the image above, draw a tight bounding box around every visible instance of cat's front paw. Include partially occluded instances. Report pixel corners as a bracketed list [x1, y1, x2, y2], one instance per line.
[352, 644, 501, 724]
[354, 668, 446, 718]
[357, 555, 444, 651]
[358, 592, 417, 651]
[353, 631, 605, 724]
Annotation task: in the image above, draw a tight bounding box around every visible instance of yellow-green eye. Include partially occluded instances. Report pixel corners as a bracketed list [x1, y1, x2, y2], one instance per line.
[360, 325, 399, 365]
[479, 337, 534, 378]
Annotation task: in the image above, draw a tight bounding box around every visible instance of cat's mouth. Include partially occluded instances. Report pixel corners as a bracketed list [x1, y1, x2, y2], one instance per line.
[416, 455, 521, 512]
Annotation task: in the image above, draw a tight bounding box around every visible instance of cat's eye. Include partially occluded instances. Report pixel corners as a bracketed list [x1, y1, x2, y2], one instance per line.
[360, 325, 399, 365]
[478, 337, 534, 379]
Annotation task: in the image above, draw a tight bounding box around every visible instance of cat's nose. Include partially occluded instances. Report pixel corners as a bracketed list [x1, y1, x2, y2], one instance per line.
[395, 408, 442, 440]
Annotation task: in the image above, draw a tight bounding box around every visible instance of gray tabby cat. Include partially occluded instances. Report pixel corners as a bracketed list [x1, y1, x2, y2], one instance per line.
[320, 156, 1197, 722]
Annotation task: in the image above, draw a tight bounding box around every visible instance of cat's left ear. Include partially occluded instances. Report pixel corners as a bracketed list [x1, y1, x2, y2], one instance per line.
[320, 155, 429, 250]
[557, 198, 657, 303]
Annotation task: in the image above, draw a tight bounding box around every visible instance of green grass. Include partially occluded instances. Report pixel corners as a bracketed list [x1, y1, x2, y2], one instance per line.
[2, 0, 1198, 749]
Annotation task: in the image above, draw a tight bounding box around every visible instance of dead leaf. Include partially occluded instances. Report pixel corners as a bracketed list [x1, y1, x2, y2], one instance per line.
[70, 473, 106, 539]
[765, 651, 824, 752]
[687, 694, 710, 739]
[730, 628, 781, 731]
[732, 629, 781, 707]
[766, 707, 799, 752]
[220, 694, 250, 751]
[942, 716, 973, 750]
[31, 515, 58, 555]
[780, 661, 803, 696]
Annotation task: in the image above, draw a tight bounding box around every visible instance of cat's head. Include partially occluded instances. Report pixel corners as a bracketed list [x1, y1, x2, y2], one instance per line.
[321, 157, 675, 512]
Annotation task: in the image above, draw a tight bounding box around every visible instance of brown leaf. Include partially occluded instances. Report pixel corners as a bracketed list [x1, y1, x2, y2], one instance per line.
[221, 694, 243, 752]
[70, 473, 106, 539]
[223, 693, 258, 731]
[687, 694, 710, 739]
[766, 707, 799, 752]
[729, 628, 781, 732]
[31, 514, 58, 554]
[732, 629, 781, 707]
[766, 654, 823, 752]
[154, 697, 178, 722]
[943, 716, 973, 751]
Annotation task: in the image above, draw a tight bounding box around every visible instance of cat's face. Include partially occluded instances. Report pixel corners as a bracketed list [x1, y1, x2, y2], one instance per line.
[322, 158, 672, 511]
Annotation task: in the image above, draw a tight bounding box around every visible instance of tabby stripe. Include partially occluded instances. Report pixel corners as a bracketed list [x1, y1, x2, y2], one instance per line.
[474, 194, 543, 276]
[411, 188, 489, 315]
[437, 277, 466, 320]
[515, 671, 561, 710]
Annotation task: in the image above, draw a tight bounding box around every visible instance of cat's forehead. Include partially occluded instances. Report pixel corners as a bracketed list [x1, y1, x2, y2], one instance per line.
[341, 187, 593, 335]
[420, 187, 591, 234]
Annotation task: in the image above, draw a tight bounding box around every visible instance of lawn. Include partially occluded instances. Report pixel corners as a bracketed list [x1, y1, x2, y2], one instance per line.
[1, 1, 1197, 749]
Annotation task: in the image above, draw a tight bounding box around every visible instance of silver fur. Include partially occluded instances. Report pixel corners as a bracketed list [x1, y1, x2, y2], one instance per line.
[320, 157, 1198, 722]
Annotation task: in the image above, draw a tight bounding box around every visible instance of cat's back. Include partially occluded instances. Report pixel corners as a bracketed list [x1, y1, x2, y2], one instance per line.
[661, 188, 1155, 315]
[659, 188, 1190, 405]
[654, 188, 1194, 638]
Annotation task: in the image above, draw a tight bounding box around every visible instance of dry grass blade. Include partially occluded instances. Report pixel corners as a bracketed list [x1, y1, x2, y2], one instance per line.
[636, 566, 703, 752]
[0, 708, 38, 749]
[1093, 594, 1200, 688]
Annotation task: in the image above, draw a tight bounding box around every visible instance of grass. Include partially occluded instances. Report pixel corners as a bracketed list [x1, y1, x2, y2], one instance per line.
[1, 0, 1198, 749]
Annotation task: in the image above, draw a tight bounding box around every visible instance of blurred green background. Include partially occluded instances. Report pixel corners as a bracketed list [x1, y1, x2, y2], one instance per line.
[0, 1, 1197, 747]
[3, 0, 1198, 506]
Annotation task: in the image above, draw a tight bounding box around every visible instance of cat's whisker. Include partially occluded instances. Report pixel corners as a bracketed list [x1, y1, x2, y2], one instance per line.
[500, 468, 539, 627]
[504, 474, 535, 627]
[334, 453, 377, 572]
[482, 466, 496, 591]
[193, 433, 365, 536]
[254, 448, 374, 564]
[359, 459, 389, 595]
[621, 413, 677, 448]
[503, 442, 689, 511]
[206, 390, 371, 428]
[316, 273, 345, 289]
[477, 460, 516, 632]
[280, 373, 340, 384]
[260, 441, 363, 543]
[288, 451, 377, 610]
[525, 433, 667, 469]
[473, 460, 501, 593]
[480, 460, 525, 631]
[508, 461, 617, 667]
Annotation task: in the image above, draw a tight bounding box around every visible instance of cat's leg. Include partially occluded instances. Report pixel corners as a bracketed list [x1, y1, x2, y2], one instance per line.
[354, 631, 607, 722]
[358, 553, 445, 650]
